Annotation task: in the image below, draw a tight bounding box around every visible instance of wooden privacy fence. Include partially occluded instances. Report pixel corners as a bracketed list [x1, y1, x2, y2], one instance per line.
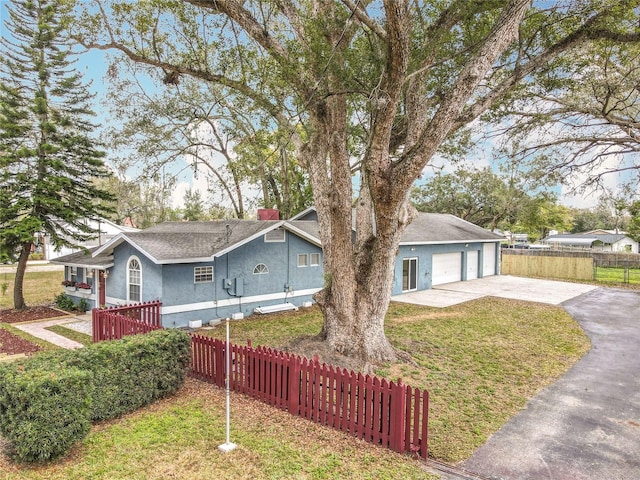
[501, 250, 594, 281]
[92, 300, 163, 342]
[191, 334, 429, 458]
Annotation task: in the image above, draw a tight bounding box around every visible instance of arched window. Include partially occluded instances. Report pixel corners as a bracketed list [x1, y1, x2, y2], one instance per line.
[128, 257, 141, 302]
[253, 263, 269, 275]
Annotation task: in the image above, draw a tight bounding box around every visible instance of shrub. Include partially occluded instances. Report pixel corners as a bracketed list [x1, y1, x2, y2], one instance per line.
[0, 329, 191, 462]
[54, 292, 76, 311]
[0, 364, 92, 463]
[77, 298, 90, 312]
[24, 329, 191, 421]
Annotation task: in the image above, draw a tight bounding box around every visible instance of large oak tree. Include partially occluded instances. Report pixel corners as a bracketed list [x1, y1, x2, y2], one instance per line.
[102, 71, 312, 219]
[76, 0, 640, 364]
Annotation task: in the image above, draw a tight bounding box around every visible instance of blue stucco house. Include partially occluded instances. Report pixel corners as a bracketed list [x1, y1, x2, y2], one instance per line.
[52, 210, 502, 327]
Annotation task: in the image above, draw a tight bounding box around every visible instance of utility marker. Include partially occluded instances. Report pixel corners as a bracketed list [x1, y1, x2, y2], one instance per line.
[218, 317, 237, 452]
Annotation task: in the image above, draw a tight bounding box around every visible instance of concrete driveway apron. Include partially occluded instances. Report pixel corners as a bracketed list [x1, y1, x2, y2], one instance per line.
[462, 287, 640, 480]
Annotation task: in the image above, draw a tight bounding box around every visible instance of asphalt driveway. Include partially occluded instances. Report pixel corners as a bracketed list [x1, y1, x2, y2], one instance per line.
[459, 287, 640, 480]
[397, 278, 640, 479]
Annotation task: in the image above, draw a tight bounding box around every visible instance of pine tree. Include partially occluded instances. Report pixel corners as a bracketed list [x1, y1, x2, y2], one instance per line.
[0, 0, 114, 309]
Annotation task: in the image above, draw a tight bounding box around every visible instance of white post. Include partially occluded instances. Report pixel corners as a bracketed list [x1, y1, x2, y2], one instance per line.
[218, 317, 237, 452]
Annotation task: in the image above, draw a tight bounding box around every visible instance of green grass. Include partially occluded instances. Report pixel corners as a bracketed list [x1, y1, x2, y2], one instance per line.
[199, 299, 590, 463]
[1, 380, 436, 480]
[0, 270, 64, 309]
[45, 325, 93, 346]
[594, 266, 640, 285]
[0, 273, 591, 476]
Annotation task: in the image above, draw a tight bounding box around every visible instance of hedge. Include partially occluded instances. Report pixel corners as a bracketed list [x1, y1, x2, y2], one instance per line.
[59, 328, 191, 420]
[0, 365, 92, 463]
[0, 329, 191, 462]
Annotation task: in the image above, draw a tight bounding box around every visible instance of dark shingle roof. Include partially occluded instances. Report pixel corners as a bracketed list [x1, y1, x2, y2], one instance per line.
[401, 213, 504, 243]
[287, 220, 321, 241]
[51, 247, 113, 268]
[85, 212, 501, 266]
[116, 220, 282, 262]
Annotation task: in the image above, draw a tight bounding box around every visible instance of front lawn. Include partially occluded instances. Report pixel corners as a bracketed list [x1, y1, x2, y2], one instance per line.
[201, 298, 590, 463]
[0, 379, 437, 480]
[0, 296, 590, 477]
[0, 270, 64, 309]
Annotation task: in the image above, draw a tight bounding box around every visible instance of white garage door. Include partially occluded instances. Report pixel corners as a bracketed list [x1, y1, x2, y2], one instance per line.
[432, 252, 462, 286]
[467, 251, 478, 280]
[483, 243, 496, 276]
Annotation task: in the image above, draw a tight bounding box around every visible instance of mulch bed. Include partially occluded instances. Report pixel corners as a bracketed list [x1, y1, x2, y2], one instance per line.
[0, 305, 68, 356]
[0, 305, 68, 324]
[0, 329, 42, 356]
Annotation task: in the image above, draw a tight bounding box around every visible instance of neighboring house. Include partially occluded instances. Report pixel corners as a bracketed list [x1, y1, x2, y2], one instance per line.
[541, 232, 639, 253]
[40, 218, 139, 260]
[52, 210, 503, 327]
[501, 232, 529, 246]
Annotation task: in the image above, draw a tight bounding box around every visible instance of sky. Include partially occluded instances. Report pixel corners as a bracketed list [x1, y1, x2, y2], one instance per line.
[1, 0, 631, 213]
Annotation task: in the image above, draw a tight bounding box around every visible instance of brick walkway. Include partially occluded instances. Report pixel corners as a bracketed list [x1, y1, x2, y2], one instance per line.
[13, 316, 91, 349]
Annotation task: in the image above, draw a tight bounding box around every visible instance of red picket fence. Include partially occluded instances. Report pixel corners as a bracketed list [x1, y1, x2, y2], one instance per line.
[91, 307, 429, 457]
[92, 300, 163, 342]
[190, 334, 429, 457]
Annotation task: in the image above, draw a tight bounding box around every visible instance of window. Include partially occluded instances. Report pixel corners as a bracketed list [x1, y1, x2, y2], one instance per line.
[264, 228, 286, 242]
[70, 266, 77, 283]
[128, 257, 141, 302]
[85, 268, 94, 286]
[253, 263, 269, 275]
[310, 253, 321, 266]
[297, 254, 308, 267]
[194, 266, 213, 283]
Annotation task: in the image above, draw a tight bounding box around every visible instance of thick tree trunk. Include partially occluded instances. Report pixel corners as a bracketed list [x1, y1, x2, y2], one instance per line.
[13, 242, 31, 310]
[315, 236, 400, 364]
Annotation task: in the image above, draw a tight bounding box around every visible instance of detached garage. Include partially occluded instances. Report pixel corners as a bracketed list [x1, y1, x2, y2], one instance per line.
[292, 207, 503, 295]
[393, 213, 503, 294]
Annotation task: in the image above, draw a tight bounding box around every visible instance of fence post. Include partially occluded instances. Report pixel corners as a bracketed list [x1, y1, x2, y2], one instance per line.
[390, 378, 407, 453]
[91, 308, 99, 342]
[421, 390, 429, 459]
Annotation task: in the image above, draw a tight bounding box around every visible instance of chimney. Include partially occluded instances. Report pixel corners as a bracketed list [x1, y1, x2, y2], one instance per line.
[257, 208, 279, 220]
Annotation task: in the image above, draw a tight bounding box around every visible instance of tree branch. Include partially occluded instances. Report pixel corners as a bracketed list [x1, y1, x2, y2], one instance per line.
[455, 3, 640, 129]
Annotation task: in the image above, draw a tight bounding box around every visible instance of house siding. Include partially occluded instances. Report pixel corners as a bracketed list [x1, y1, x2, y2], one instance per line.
[62, 266, 98, 310]
[104, 230, 324, 328]
[104, 243, 162, 304]
[55, 213, 502, 328]
[393, 242, 499, 294]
